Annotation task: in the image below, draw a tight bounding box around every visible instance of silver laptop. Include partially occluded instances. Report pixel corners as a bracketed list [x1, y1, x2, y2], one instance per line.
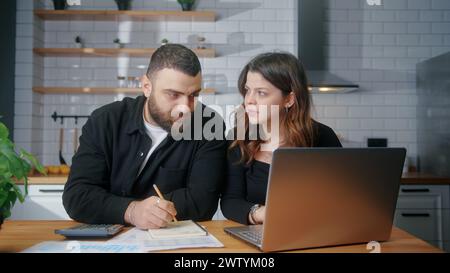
[224, 148, 406, 252]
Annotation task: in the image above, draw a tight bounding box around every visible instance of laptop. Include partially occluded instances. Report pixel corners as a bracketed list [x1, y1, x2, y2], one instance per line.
[224, 148, 406, 252]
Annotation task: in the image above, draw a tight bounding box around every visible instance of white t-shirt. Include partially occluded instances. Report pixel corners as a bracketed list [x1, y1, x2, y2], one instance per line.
[137, 118, 168, 176]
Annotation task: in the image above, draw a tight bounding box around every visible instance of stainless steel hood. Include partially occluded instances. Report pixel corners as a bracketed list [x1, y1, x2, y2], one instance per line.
[298, 0, 359, 93]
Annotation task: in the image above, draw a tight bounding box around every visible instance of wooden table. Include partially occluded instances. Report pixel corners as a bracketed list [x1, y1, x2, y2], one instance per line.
[0, 220, 443, 253]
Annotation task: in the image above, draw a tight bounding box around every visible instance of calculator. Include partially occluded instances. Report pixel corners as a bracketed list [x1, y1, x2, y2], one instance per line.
[55, 224, 124, 238]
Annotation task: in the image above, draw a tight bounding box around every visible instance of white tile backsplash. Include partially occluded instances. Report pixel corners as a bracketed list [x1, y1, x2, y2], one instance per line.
[13, 0, 450, 166]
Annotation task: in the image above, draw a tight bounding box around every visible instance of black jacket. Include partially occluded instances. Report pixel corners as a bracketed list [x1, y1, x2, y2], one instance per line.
[63, 95, 227, 224]
[220, 121, 343, 224]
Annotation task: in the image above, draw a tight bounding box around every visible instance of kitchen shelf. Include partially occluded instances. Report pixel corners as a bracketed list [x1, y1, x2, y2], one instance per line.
[33, 47, 215, 58]
[32, 87, 216, 95]
[34, 9, 216, 22]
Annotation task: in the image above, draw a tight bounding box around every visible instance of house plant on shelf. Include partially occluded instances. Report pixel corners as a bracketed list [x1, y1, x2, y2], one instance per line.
[52, 0, 67, 10]
[114, 0, 132, 11]
[161, 38, 169, 46]
[177, 0, 195, 11]
[113, 38, 125, 48]
[0, 121, 46, 228]
[74, 35, 85, 48]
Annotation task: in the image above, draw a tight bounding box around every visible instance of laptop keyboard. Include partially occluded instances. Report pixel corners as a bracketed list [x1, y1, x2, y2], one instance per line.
[240, 229, 262, 245]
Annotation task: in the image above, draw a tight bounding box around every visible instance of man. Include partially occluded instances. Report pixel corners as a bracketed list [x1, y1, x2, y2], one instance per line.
[63, 44, 226, 229]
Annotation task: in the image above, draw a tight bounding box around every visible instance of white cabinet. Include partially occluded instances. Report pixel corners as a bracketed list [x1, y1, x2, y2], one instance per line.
[394, 185, 450, 252]
[10, 185, 70, 220]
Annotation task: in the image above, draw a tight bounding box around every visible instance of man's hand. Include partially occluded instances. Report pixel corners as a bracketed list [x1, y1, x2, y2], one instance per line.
[125, 196, 177, 229]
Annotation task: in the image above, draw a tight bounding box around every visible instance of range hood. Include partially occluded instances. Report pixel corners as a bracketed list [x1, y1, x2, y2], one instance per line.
[298, 0, 359, 93]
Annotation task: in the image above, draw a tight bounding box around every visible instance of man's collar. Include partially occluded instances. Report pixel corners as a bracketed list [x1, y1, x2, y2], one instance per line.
[126, 95, 147, 135]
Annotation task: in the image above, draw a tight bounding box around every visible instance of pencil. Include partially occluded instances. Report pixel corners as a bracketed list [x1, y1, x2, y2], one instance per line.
[153, 184, 178, 222]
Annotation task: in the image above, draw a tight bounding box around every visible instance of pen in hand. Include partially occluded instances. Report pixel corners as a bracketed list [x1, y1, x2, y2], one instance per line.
[153, 184, 178, 222]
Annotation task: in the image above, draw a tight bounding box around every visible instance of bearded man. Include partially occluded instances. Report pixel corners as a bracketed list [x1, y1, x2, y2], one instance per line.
[63, 44, 226, 229]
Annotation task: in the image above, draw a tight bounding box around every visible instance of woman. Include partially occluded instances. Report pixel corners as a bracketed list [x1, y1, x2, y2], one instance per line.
[220, 52, 342, 225]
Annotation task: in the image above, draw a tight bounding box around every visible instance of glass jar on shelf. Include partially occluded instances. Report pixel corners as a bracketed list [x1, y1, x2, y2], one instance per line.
[117, 76, 126, 88]
[135, 76, 142, 88]
[127, 76, 135, 88]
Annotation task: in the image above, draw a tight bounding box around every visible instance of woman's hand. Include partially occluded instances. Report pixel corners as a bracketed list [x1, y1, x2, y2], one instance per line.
[250, 205, 266, 224]
[254, 205, 266, 224]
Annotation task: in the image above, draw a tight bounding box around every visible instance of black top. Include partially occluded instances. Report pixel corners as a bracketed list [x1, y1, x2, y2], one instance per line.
[63, 95, 227, 224]
[220, 121, 343, 224]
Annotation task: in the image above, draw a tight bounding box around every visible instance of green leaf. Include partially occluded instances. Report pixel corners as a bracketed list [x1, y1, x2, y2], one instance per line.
[7, 190, 17, 208]
[0, 144, 26, 180]
[0, 190, 7, 208]
[23, 176, 28, 196]
[0, 155, 10, 174]
[0, 122, 9, 140]
[20, 149, 46, 175]
[2, 209, 11, 219]
[11, 183, 25, 203]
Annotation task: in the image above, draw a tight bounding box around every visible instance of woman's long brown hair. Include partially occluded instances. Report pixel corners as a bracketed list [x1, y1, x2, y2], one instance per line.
[230, 52, 315, 164]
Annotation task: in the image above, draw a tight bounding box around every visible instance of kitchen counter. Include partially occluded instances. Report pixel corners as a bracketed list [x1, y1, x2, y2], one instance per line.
[17, 172, 450, 185]
[19, 175, 68, 185]
[401, 172, 450, 185]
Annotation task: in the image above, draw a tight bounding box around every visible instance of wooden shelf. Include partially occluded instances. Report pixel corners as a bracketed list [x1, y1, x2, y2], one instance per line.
[32, 87, 216, 95]
[34, 9, 216, 21]
[33, 48, 215, 58]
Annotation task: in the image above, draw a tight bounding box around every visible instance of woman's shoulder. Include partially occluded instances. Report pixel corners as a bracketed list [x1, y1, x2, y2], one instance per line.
[312, 120, 343, 147]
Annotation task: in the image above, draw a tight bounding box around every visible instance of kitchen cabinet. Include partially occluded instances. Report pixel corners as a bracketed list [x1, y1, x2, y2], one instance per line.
[394, 185, 450, 252]
[9, 185, 70, 220]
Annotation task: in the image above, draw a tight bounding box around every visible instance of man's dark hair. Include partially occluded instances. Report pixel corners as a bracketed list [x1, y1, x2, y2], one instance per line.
[146, 44, 201, 79]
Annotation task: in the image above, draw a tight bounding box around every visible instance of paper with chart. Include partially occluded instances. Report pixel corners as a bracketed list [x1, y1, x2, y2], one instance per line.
[110, 227, 224, 252]
[147, 220, 207, 239]
[21, 241, 143, 253]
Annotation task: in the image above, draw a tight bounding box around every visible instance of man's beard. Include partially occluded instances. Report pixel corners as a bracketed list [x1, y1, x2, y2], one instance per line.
[147, 93, 174, 132]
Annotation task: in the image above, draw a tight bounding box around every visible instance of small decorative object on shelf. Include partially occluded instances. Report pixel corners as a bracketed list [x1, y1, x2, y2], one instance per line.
[177, 0, 195, 11]
[161, 38, 169, 46]
[197, 36, 206, 49]
[74, 35, 84, 48]
[126, 76, 141, 88]
[114, 0, 132, 11]
[66, 0, 81, 7]
[113, 38, 125, 48]
[52, 0, 67, 10]
[117, 76, 127, 88]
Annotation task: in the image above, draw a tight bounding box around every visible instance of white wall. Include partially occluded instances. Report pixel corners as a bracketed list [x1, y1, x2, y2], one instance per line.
[313, 0, 450, 166]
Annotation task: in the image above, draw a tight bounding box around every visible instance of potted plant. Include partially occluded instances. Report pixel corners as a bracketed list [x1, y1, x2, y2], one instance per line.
[161, 38, 169, 46]
[52, 0, 67, 10]
[197, 36, 206, 49]
[75, 35, 84, 48]
[177, 0, 195, 11]
[0, 121, 45, 228]
[113, 38, 125, 48]
[114, 0, 132, 11]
